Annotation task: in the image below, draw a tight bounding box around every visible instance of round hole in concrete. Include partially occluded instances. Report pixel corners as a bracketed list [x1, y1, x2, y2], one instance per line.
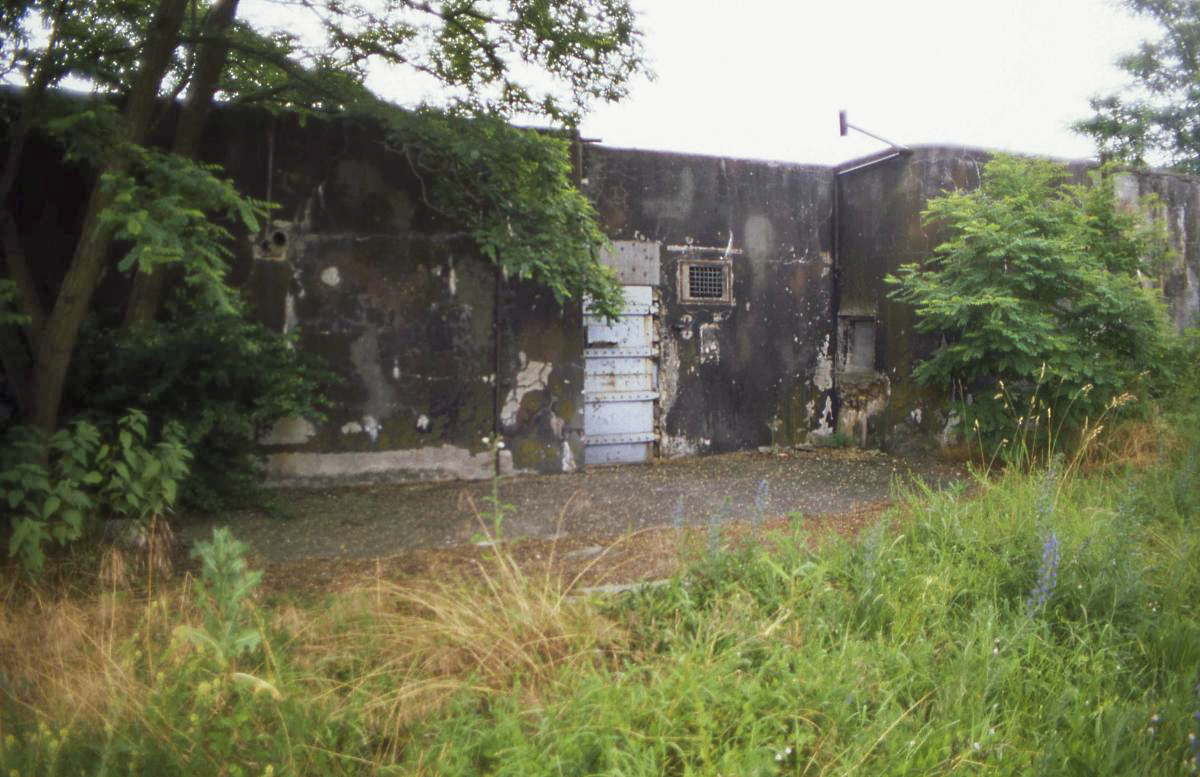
[272, 231, 288, 247]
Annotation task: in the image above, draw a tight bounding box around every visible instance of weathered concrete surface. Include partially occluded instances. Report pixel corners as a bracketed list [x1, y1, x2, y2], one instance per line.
[1113, 169, 1200, 332]
[583, 147, 837, 455]
[835, 147, 989, 451]
[192, 111, 587, 483]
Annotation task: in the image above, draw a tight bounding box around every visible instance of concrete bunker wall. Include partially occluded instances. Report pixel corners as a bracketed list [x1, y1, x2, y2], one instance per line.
[186, 111, 587, 483]
[583, 147, 837, 456]
[252, 134, 841, 479]
[11, 101, 1200, 482]
[835, 146, 1200, 452]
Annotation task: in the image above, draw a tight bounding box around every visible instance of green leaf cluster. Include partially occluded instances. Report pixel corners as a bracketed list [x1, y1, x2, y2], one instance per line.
[45, 101, 271, 311]
[1075, 0, 1200, 172]
[0, 279, 29, 328]
[388, 108, 623, 317]
[886, 154, 1172, 444]
[70, 297, 333, 512]
[0, 409, 190, 573]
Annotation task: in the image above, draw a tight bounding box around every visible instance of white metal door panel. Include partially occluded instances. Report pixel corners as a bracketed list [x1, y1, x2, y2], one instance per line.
[585, 316, 652, 348]
[584, 396, 655, 436]
[584, 357, 656, 393]
[583, 286, 658, 465]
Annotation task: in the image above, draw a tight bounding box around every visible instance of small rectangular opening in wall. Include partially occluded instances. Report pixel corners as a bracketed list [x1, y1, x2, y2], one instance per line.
[679, 260, 732, 304]
[838, 315, 877, 373]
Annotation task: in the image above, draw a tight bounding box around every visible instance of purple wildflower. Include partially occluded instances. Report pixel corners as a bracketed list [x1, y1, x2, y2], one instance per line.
[1026, 531, 1060, 616]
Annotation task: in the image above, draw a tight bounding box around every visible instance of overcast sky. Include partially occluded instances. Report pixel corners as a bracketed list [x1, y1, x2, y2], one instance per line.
[236, 0, 1161, 167]
[570, 0, 1159, 166]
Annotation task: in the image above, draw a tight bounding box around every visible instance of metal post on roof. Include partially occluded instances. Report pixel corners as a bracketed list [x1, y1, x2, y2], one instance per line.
[838, 110, 911, 154]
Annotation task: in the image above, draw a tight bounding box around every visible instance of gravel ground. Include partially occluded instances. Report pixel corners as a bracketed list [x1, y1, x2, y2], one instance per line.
[177, 447, 966, 568]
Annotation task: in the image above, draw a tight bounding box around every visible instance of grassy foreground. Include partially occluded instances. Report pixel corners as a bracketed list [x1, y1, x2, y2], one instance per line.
[2, 425, 1199, 775]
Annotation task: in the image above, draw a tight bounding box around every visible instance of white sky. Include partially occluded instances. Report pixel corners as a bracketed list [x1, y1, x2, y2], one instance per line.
[239, 0, 1160, 167]
[572, 0, 1160, 166]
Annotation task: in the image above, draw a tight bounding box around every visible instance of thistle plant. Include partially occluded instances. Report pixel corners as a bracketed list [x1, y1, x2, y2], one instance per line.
[183, 527, 263, 669]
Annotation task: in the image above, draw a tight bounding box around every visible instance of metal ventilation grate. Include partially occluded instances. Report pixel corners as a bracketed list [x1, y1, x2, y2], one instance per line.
[687, 264, 725, 299]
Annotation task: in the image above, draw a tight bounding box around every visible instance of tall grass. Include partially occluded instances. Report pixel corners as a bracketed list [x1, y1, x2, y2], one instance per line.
[3, 415, 1200, 774]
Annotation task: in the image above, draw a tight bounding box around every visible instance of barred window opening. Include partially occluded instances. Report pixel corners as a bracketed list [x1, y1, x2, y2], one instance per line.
[688, 265, 724, 298]
[680, 260, 732, 304]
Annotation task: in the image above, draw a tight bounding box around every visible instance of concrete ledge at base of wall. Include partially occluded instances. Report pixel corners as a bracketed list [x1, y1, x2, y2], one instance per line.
[264, 445, 506, 486]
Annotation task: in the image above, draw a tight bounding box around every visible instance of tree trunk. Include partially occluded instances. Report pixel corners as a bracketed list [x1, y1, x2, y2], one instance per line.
[124, 0, 241, 328]
[28, 0, 188, 431]
[0, 7, 66, 416]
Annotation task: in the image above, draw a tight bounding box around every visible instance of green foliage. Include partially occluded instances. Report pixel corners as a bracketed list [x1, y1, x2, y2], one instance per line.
[886, 154, 1172, 444]
[44, 101, 272, 312]
[0, 421, 99, 573]
[1075, 0, 1200, 171]
[183, 527, 264, 669]
[0, 409, 189, 572]
[71, 299, 332, 511]
[814, 430, 853, 448]
[381, 108, 625, 317]
[0, 279, 29, 328]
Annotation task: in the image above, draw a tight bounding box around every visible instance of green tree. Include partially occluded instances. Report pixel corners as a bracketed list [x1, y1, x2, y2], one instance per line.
[886, 154, 1171, 444]
[0, 0, 643, 433]
[1075, 0, 1200, 171]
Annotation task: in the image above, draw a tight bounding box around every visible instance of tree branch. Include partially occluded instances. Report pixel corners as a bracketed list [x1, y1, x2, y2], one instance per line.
[1, 209, 44, 345]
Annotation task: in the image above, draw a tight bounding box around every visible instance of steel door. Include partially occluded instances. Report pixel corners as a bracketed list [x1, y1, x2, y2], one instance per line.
[583, 286, 658, 465]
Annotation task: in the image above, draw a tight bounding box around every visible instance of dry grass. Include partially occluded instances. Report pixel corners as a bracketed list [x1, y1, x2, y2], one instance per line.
[0, 571, 194, 726]
[299, 534, 628, 760]
[1080, 413, 1180, 472]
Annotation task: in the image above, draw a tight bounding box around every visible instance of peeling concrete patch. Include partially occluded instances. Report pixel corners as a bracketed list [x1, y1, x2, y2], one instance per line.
[501, 351, 552, 427]
[837, 373, 891, 447]
[810, 396, 834, 438]
[660, 433, 699, 459]
[265, 445, 493, 484]
[259, 416, 317, 446]
[813, 335, 833, 391]
[744, 214, 774, 259]
[699, 323, 720, 364]
[283, 293, 298, 334]
[658, 329, 681, 422]
[940, 412, 962, 449]
[320, 266, 341, 286]
[349, 328, 393, 422]
[362, 415, 382, 443]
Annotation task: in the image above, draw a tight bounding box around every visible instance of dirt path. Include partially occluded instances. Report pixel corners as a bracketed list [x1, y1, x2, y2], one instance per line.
[178, 448, 966, 582]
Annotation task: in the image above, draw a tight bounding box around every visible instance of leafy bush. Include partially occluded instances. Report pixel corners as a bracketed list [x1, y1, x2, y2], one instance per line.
[887, 154, 1172, 447]
[71, 299, 332, 511]
[0, 409, 189, 573]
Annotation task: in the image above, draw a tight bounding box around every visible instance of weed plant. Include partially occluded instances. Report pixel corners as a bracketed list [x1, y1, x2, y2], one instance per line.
[2, 414, 1200, 775]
